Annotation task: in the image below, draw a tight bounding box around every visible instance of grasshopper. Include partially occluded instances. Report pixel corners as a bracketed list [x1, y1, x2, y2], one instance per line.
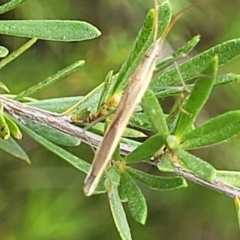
[84, 0, 190, 196]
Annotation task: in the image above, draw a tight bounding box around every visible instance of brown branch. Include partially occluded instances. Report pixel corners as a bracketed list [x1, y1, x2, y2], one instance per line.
[1, 96, 240, 199]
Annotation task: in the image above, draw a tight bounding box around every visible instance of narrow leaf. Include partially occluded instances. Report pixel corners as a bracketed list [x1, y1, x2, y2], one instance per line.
[20, 123, 90, 173]
[0, 101, 10, 139]
[0, 20, 101, 41]
[124, 134, 165, 163]
[0, 81, 10, 92]
[0, 136, 30, 162]
[142, 89, 169, 135]
[176, 149, 216, 182]
[108, 188, 132, 240]
[97, 70, 113, 110]
[175, 56, 217, 137]
[214, 74, 240, 86]
[127, 167, 187, 190]
[21, 117, 80, 146]
[216, 170, 240, 188]
[119, 171, 147, 224]
[15, 60, 85, 100]
[234, 196, 240, 231]
[4, 113, 22, 139]
[173, 35, 200, 58]
[0, 38, 37, 70]
[27, 96, 83, 113]
[105, 165, 121, 191]
[0, 0, 28, 14]
[151, 39, 240, 90]
[181, 111, 240, 150]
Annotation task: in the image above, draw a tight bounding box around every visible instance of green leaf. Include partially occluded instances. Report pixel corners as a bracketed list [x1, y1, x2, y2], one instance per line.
[175, 149, 216, 182]
[20, 123, 90, 174]
[0, 81, 10, 92]
[0, 20, 101, 41]
[129, 112, 154, 131]
[234, 196, 240, 231]
[127, 167, 187, 190]
[15, 60, 85, 100]
[108, 188, 132, 240]
[63, 82, 104, 118]
[0, 101, 10, 139]
[97, 70, 114, 110]
[173, 35, 200, 58]
[4, 113, 22, 139]
[0, 136, 30, 162]
[151, 38, 240, 90]
[105, 165, 121, 190]
[214, 74, 240, 86]
[155, 35, 200, 73]
[119, 171, 147, 224]
[0, 0, 28, 14]
[62, 2, 172, 119]
[21, 117, 80, 146]
[0, 46, 9, 57]
[0, 38, 37, 70]
[124, 134, 165, 163]
[142, 90, 169, 135]
[174, 56, 217, 137]
[216, 170, 240, 188]
[157, 153, 175, 172]
[109, 1, 172, 96]
[155, 74, 240, 99]
[180, 110, 240, 150]
[27, 96, 83, 113]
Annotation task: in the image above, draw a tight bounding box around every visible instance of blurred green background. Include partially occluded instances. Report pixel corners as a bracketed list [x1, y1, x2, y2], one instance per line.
[1, 0, 240, 239]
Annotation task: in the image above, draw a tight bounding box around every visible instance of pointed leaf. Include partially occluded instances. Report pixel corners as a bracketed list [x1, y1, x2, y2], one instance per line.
[0, 20, 101, 41]
[234, 196, 240, 230]
[15, 60, 85, 100]
[175, 56, 217, 137]
[176, 149, 216, 182]
[127, 167, 187, 190]
[0, 101, 10, 139]
[4, 113, 22, 139]
[180, 111, 240, 150]
[119, 171, 147, 224]
[173, 35, 200, 58]
[97, 70, 113, 110]
[142, 89, 169, 135]
[0, 0, 29, 14]
[0, 38, 37, 70]
[151, 39, 240, 90]
[108, 188, 132, 240]
[214, 74, 240, 86]
[0, 136, 30, 162]
[124, 134, 165, 163]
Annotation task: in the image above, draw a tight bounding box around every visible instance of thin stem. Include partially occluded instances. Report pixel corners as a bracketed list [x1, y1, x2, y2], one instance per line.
[1, 96, 240, 199]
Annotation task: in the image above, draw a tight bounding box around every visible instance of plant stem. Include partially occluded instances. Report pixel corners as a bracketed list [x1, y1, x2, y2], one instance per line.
[1, 96, 240, 199]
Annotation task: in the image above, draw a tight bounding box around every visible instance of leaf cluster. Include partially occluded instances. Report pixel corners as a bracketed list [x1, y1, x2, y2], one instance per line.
[1, 1, 240, 240]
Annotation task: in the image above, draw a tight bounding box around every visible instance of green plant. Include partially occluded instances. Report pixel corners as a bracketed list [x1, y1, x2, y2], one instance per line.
[1, 0, 240, 239]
